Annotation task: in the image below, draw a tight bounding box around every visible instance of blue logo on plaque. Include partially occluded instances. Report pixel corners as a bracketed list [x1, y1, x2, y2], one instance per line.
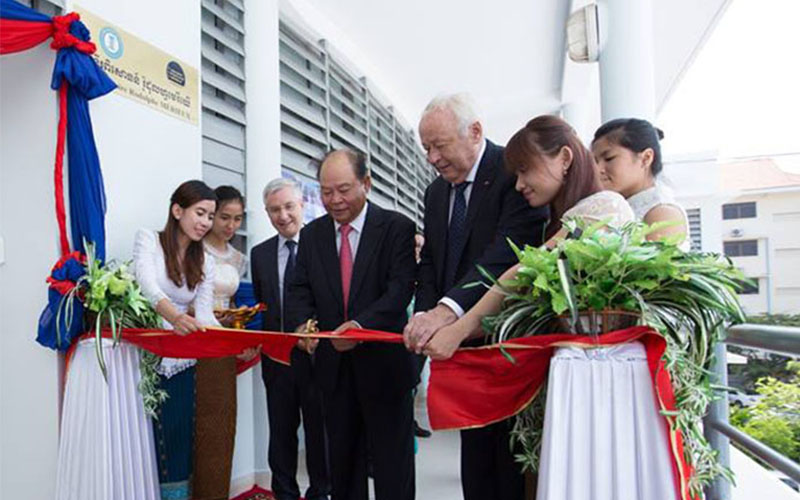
[166, 61, 186, 86]
[99, 27, 123, 59]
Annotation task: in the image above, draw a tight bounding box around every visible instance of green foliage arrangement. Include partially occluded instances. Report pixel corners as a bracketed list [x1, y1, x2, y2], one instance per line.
[481, 220, 747, 497]
[61, 243, 167, 416]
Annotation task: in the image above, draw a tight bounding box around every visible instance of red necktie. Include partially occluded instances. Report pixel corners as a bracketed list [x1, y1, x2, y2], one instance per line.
[339, 224, 354, 317]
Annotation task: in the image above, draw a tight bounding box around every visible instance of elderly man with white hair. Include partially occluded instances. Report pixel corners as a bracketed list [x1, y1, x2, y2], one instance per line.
[404, 94, 548, 500]
[251, 177, 330, 500]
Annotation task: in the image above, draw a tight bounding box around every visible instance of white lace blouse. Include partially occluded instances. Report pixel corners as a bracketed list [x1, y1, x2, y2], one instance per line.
[133, 229, 220, 377]
[627, 183, 691, 251]
[203, 241, 247, 310]
[562, 190, 635, 228]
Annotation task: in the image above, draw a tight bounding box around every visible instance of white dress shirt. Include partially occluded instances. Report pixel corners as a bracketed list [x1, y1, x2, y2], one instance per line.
[332, 202, 368, 328]
[277, 231, 300, 307]
[439, 141, 487, 319]
[333, 201, 369, 260]
[446, 140, 485, 221]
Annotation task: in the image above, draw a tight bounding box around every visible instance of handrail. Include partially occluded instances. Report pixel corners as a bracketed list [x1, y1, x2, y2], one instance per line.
[725, 323, 800, 356]
[709, 420, 800, 482]
[704, 323, 800, 500]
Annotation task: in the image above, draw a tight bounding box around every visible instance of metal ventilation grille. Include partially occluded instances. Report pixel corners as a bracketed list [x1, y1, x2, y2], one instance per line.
[686, 208, 702, 251]
[20, 0, 62, 15]
[279, 21, 435, 226]
[201, 0, 247, 252]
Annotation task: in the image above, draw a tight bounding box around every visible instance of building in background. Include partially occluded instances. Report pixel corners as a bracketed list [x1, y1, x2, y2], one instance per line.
[718, 159, 800, 314]
[672, 158, 800, 315]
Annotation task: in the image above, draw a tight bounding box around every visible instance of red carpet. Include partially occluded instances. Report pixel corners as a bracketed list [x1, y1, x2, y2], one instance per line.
[231, 486, 276, 500]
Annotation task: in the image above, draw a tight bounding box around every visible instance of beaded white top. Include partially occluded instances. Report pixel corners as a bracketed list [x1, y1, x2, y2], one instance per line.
[204, 241, 247, 311]
[627, 184, 691, 251]
[562, 190, 635, 228]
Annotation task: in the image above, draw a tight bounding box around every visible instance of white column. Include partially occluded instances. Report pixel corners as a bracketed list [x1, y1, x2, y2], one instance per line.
[561, 101, 592, 145]
[245, 0, 282, 249]
[231, 0, 281, 495]
[597, 0, 656, 122]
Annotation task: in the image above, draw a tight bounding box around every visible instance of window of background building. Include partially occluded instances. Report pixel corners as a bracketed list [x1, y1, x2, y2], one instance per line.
[686, 208, 702, 251]
[201, 0, 247, 253]
[736, 278, 760, 295]
[724, 239, 758, 257]
[278, 20, 434, 227]
[722, 201, 757, 220]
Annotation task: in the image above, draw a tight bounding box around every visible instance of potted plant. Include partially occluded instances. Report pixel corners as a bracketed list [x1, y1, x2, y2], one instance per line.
[481, 220, 747, 496]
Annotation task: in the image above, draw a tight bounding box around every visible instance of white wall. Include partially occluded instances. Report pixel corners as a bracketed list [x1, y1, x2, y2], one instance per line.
[73, 0, 204, 260]
[0, 1, 201, 498]
[1, 42, 63, 500]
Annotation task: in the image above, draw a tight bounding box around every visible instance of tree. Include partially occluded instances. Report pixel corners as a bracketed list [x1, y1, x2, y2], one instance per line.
[731, 359, 800, 462]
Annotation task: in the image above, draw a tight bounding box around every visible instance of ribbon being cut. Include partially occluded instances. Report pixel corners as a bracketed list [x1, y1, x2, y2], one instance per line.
[109, 322, 696, 500]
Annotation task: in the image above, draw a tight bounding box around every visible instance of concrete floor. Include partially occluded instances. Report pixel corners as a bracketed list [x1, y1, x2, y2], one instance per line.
[294, 392, 464, 500]
[412, 429, 462, 500]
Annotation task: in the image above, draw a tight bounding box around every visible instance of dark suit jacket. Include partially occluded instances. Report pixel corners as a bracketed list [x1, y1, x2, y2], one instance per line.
[251, 235, 286, 382]
[251, 235, 282, 332]
[415, 139, 549, 315]
[285, 203, 417, 397]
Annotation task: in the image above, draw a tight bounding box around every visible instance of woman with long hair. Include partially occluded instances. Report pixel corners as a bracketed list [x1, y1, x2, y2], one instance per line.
[133, 180, 220, 500]
[422, 116, 677, 500]
[592, 118, 689, 249]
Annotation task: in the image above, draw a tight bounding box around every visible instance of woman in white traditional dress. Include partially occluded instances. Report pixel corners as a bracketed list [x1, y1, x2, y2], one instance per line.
[424, 115, 678, 500]
[133, 180, 220, 500]
[592, 118, 690, 250]
[194, 185, 257, 499]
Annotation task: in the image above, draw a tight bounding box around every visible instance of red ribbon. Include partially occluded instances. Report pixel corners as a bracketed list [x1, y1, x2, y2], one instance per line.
[1, 11, 93, 255]
[50, 13, 96, 54]
[427, 326, 697, 500]
[49, 12, 97, 256]
[0, 19, 52, 54]
[54, 79, 70, 255]
[235, 356, 260, 374]
[69, 325, 697, 499]
[115, 327, 402, 365]
[45, 251, 86, 294]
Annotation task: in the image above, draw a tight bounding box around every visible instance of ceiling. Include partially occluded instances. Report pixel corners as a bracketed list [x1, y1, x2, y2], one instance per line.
[283, 0, 730, 143]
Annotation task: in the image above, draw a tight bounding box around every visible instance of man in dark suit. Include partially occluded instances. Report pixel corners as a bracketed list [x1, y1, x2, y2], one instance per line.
[285, 149, 417, 500]
[251, 177, 330, 500]
[404, 94, 549, 500]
